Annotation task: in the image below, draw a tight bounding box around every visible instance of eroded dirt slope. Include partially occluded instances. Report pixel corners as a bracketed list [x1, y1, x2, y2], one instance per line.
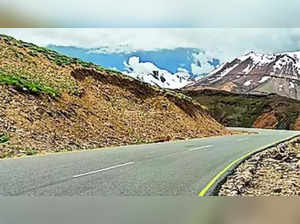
[0, 35, 230, 158]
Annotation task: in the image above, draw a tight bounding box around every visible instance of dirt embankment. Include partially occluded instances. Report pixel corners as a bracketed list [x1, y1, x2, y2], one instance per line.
[253, 112, 278, 129]
[0, 43, 231, 159]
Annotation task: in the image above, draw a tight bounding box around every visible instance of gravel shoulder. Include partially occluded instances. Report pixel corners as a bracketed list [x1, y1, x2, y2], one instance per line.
[219, 137, 300, 196]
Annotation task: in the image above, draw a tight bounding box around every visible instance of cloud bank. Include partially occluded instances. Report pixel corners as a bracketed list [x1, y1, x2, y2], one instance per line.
[2, 28, 300, 62]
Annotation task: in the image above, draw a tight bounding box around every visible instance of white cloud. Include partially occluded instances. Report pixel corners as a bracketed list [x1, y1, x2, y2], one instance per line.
[191, 51, 218, 75]
[177, 67, 189, 73]
[124, 56, 162, 74]
[1, 28, 300, 65]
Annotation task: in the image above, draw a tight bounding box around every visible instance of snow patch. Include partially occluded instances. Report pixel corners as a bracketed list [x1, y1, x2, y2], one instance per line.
[208, 63, 239, 84]
[243, 80, 252, 87]
[238, 52, 275, 65]
[258, 76, 271, 83]
[242, 64, 253, 74]
[123, 56, 191, 89]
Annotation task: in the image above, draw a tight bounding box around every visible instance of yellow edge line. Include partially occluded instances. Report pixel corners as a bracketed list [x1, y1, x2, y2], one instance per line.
[198, 134, 299, 197]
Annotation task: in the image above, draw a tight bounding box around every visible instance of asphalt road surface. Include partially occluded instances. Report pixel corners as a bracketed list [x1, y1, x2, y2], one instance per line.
[0, 128, 299, 196]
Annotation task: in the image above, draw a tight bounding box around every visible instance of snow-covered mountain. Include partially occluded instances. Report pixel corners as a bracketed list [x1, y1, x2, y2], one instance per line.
[123, 56, 191, 89]
[185, 51, 300, 99]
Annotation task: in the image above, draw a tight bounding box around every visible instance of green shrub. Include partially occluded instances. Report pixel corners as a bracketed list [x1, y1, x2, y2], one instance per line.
[25, 148, 38, 156]
[135, 138, 147, 144]
[0, 34, 15, 41]
[28, 51, 38, 57]
[0, 134, 9, 143]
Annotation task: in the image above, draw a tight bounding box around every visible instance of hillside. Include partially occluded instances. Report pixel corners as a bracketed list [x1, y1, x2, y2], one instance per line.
[185, 51, 300, 100]
[183, 89, 300, 130]
[0, 34, 231, 158]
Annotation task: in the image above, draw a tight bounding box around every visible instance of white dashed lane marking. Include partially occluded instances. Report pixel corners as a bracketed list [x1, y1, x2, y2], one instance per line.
[72, 162, 135, 178]
[188, 145, 213, 152]
[237, 138, 248, 142]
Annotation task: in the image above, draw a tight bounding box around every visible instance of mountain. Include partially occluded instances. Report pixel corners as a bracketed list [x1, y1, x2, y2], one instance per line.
[0, 34, 230, 158]
[123, 56, 191, 89]
[183, 89, 300, 130]
[48, 45, 220, 89]
[185, 51, 300, 100]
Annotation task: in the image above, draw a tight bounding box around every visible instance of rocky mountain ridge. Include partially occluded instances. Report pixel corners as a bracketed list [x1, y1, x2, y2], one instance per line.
[186, 51, 300, 100]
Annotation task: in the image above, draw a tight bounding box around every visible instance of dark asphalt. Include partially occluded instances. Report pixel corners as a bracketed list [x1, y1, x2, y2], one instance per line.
[0, 128, 299, 196]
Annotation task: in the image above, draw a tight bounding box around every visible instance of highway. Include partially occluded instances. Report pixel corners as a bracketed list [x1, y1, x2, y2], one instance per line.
[0, 128, 299, 196]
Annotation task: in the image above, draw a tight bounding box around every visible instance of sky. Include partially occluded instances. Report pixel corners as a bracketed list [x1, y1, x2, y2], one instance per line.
[1, 28, 300, 62]
[1, 1, 300, 79]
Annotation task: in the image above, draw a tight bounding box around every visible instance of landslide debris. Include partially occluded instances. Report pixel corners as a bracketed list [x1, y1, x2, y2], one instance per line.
[0, 34, 231, 158]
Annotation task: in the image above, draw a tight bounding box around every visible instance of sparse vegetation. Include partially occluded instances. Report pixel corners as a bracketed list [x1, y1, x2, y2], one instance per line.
[276, 112, 299, 130]
[0, 151, 14, 159]
[184, 89, 300, 130]
[28, 50, 38, 57]
[0, 134, 9, 143]
[0, 70, 60, 98]
[24, 148, 38, 156]
[135, 138, 148, 144]
[0, 34, 15, 42]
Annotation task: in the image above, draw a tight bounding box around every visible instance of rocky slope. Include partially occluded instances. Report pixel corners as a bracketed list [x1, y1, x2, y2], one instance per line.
[183, 89, 300, 130]
[185, 51, 300, 100]
[219, 137, 300, 196]
[0, 34, 231, 158]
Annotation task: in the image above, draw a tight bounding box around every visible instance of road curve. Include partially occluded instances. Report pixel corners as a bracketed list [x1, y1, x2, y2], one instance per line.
[0, 128, 299, 196]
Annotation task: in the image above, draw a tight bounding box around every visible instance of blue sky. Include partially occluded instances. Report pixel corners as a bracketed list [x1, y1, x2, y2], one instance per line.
[48, 45, 219, 76]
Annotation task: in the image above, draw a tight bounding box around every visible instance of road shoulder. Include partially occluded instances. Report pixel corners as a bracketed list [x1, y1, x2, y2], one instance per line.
[200, 134, 300, 196]
[218, 136, 300, 196]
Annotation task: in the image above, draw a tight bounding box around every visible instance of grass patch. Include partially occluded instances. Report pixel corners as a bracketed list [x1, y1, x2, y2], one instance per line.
[0, 71, 60, 98]
[186, 89, 300, 130]
[24, 148, 38, 156]
[0, 134, 9, 143]
[135, 138, 148, 144]
[0, 34, 15, 43]
[188, 92, 271, 127]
